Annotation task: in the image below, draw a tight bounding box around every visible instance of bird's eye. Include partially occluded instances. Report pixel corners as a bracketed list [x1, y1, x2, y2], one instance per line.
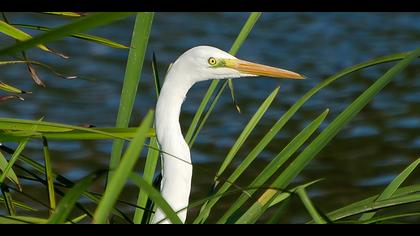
[208, 57, 217, 65]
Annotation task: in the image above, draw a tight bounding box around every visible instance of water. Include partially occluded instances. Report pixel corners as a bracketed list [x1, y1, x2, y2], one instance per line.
[1, 12, 420, 223]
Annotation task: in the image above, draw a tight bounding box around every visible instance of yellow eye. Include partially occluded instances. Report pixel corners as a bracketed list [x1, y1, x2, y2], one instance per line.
[208, 57, 217, 65]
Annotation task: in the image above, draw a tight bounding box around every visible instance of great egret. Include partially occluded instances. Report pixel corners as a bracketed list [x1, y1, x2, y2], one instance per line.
[152, 46, 304, 224]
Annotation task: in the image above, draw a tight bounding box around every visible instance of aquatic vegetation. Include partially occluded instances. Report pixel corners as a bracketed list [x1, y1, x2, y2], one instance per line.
[0, 12, 419, 224]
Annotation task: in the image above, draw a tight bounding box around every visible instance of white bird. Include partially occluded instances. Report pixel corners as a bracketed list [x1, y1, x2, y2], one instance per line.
[152, 46, 304, 224]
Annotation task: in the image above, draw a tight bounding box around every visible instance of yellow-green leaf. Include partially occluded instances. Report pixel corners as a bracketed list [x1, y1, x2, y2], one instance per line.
[0, 20, 66, 58]
[43, 12, 83, 17]
[0, 81, 30, 94]
[13, 24, 128, 49]
[0, 151, 20, 189]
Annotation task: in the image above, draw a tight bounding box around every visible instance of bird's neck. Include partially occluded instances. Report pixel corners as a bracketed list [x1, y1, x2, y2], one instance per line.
[153, 70, 195, 223]
[155, 75, 193, 158]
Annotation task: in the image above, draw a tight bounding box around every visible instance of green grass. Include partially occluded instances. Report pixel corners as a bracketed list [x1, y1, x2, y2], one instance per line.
[0, 12, 135, 56]
[232, 48, 420, 224]
[0, 12, 419, 224]
[48, 171, 101, 224]
[42, 137, 56, 215]
[359, 158, 420, 221]
[214, 109, 329, 223]
[93, 111, 154, 223]
[0, 19, 57, 56]
[109, 12, 154, 181]
[0, 151, 20, 188]
[11, 23, 129, 49]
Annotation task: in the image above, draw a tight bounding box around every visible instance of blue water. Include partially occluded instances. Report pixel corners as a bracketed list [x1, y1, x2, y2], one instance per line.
[1, 12, 420, 223]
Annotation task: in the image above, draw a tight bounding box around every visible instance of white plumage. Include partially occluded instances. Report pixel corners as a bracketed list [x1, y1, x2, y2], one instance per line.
[152, 46, 303, 224]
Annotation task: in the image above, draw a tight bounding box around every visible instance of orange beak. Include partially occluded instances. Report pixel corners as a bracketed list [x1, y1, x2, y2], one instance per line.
[224, 58, 304, 80]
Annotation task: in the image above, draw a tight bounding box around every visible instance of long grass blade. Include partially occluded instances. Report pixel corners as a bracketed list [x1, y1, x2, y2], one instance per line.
[0, 12, 135, 56]
[269, 179, 324, 208]
[194, 87, 281, 223]
[216, 87, 280, 178]
[267, 196, 291, 224]
[229, 13, 262, 55]
[185, 81, 218, 146]
[0, 144, 130, 221]
[48, 172, 101, 224]
[133, 137, 160, 223]
[359, 157, 420, 220]
[0, 127, 154, 142]
[132, 50, 161, 223]
[43, 12, 83, 17]
[12, 24, 129, 49]
[0, 20, 63, 57]
[1, 184, 16, 216]
[109, 12, 154, 181]
[0, 118, 134, 141]
[0, 139, 29, 184]
[151, 52, 161, 98]
[357, 212, 420, 224]
[321, 184, 420, 222]
[226, 12, 261, 113]
[216, 109, 329, 223]
[189, 81, 227, 147]
[0, 196, 36, 211]
[203, 50, 420, 195]
[235, 47, 420, 224]
[0, 214, 87, 224]
[296, 186, 326, 224]
[185, 12, 262, 145]
[42, 137, 56, 216]
[0, 81, 29, 94]
[196, 108, 328, 223]
[225, 179, 322, 224]
[66, 214, 88, 224]
[218, 49, 420, 222]
[94, 110, 154, 224]
[129, 173, 182, 224]
[0, 216, 47, 224]
[0, 151, 20, 188]
[335, 193, 420, 221]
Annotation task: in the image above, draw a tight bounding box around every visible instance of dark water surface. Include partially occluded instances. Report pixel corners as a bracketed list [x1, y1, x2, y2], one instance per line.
[1, 12, 420, 223]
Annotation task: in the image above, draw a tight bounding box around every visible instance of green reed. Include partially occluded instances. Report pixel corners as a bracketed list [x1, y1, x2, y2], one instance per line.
[0, 12, 419, 224]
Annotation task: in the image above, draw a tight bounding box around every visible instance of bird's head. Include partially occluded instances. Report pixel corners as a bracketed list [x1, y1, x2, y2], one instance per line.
[169, 45, 305, 83]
